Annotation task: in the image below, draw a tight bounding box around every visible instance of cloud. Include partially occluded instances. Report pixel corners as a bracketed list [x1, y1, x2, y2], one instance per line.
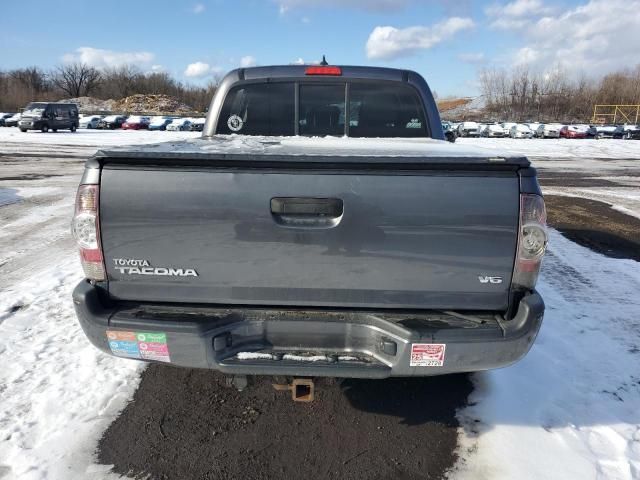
[240, 55, 257, 68]
[192, 3, 205, 14]
[366, 17, 475, 60]
[486, 0, 551, 17]
[184, 61, 222, 78]
[485, 0, 554, 29]
[512, 47, 540, 66]
[277, 0, 409, 13]
[62, 47, 154, 68]
[504, 0, 640, 76]
[458, 52, 485, 64]
[290, 58, 321, 65]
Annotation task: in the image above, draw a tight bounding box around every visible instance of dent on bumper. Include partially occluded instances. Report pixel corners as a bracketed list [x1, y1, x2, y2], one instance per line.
[73, 281, 544, 378]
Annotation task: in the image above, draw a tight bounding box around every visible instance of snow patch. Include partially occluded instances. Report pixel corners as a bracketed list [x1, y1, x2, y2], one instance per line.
[458, 137, 640, 159]
[453, 230, 640, 480]
[282, 354, 331, 362]
[0, 261, 143, 479]
[236, 352, 275, 360]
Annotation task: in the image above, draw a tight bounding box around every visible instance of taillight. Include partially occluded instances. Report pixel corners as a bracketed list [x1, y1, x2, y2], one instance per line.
[71, 184, 105, 281]
[512, 194, 547, 290]
[305, 66, 342, 76]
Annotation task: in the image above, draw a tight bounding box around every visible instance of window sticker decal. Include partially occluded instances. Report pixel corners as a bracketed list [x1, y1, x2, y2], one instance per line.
[227, 114, 244, 132]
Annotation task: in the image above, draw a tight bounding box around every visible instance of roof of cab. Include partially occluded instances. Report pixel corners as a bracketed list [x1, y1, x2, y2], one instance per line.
[232, 65, 412, 82]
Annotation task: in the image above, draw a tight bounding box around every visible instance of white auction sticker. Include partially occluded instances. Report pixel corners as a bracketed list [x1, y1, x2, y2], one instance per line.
[410, 343, 446, 367]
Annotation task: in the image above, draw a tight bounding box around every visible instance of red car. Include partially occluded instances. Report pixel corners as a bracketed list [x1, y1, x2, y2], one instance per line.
[559, 125, 587, 139]
[121, 116, 150, 130]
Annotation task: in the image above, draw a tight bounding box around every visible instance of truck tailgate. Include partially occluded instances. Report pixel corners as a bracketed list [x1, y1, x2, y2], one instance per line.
[99, 157, 519, 311]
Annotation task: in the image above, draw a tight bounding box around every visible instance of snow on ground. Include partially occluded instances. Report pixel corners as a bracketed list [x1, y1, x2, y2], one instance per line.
[0, 166, 144, 479]
[454, 230, 640, 480]
[0, 127, 199, 153]
[457, 137, 640, 159]
[0, 261, 144, 480]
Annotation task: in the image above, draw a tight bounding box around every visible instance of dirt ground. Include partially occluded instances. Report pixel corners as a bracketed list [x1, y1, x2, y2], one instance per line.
[98, 370, 472, 480]
[544, 195, 640, 262]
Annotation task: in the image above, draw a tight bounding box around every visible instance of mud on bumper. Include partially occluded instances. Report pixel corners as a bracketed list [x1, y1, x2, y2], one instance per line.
[73, 281, 544, 378]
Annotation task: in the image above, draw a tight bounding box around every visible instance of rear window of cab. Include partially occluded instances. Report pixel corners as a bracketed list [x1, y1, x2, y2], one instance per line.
[216, 81, 428, 138]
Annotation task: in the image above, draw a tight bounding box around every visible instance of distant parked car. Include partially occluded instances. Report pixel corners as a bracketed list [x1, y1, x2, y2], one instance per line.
[587, 125, 620, 139]
[5, 112, 22, 127]
[148, 117, 175, 131]
[441, 121, 457, 142]
[79, 115, 102, 129]
[586, 125, 600, 138]
[98, 115, 128, 129]
[536, 123, 562, 138]
[166, 118, 192, 131]
[622, 125, 640, 140]
[510, 124, 534, 139]
[189, 118, 206, 132]
[456, 121, 480, 137]
[0, 113, 15, 126]
[18, 103, 79, 132]
[500, 122, 517, 136]
[121, 116, 150, 130]
[480, 123, 505, 137]
[559, 125, 587, 139]
[526, 123, 541, 136]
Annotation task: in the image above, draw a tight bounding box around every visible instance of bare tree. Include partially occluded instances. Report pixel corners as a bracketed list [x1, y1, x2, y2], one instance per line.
[51, 63, 101, 98]
[10, 67, 48, 93]
[99, 65, 143, 99]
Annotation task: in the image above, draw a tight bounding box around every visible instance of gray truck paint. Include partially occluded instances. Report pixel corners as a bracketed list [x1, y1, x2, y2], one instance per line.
[73, 65, 545, 377]
[100, 167, 519, 310]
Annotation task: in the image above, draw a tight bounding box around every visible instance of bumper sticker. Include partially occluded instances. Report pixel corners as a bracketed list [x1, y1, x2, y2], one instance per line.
[410, 343, 446, 367]
[106, 330, 171, 362]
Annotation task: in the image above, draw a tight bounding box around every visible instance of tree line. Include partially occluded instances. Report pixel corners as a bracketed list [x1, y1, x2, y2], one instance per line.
[0, 63, 218, 112]
[479, 64, 640, 123]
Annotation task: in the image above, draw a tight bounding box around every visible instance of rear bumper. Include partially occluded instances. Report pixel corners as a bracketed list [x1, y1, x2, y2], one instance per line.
[73, 281, 544, 378]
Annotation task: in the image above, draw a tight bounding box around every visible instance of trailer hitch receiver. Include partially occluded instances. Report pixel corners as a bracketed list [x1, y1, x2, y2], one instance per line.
[273, 378, 315, 402]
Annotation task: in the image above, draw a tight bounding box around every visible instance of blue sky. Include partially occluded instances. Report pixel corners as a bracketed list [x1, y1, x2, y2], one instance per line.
[1, 0, 638, 97]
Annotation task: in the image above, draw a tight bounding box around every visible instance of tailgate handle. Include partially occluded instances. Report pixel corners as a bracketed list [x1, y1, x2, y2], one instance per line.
[270, 197, 343, 228]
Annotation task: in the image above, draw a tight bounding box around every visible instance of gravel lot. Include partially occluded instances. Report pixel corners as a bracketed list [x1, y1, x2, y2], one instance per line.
[1, 129, 639, 480]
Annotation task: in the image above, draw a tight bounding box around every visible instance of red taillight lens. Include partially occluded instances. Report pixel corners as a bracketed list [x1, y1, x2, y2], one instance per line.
[71, 185, 105, 281]
[512, 194, 547, 289]
[305, 66, 342, 76]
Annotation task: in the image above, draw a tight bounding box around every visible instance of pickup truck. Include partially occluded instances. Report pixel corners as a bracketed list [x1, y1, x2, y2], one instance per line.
[72, 65, 547, 380]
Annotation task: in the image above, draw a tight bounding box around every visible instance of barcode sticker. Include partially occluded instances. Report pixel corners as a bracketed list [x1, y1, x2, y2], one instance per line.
[410, 344, 446, 367]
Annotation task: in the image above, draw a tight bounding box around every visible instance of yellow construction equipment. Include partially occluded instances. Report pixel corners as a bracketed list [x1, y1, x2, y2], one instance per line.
[591, 105, 640, 124]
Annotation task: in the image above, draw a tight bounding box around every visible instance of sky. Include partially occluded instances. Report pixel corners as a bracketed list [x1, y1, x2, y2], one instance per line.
[1, 0, 639, 97]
